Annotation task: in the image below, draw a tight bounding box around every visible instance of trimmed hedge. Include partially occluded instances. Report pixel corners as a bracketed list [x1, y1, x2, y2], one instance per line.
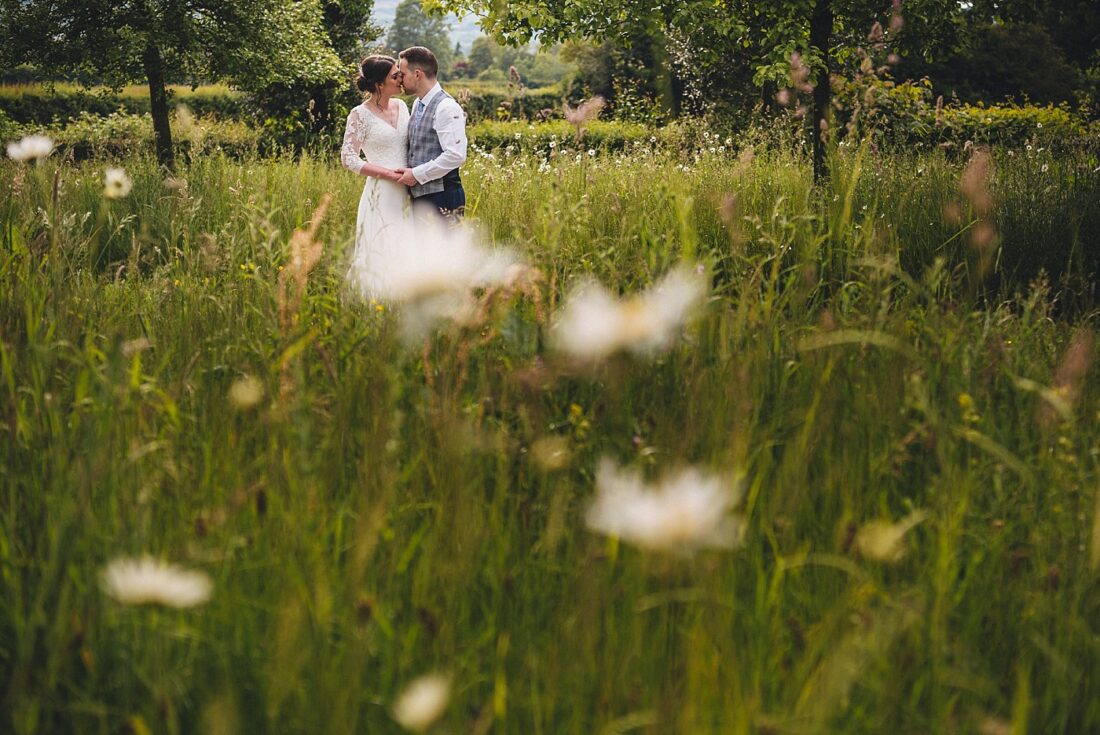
[0, 86, 246, 124]
[468, 119, 668, 152]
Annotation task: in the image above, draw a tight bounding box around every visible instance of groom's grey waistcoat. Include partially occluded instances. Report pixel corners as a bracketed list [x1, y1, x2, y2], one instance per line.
[407, 89, 462, 198]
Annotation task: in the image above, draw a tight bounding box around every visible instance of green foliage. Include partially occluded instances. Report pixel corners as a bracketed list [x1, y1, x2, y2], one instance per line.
[912, 22, 1082, 105]
[7, 111, 259, 159]
[469, 119, 665, 152]
[833, 73, 1097, 149]
[322, 0, 383, 64]
[386, 0, 454, 74]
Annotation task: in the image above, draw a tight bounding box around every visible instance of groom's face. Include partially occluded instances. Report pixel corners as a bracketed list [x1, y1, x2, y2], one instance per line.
[399, 58, 422, 95]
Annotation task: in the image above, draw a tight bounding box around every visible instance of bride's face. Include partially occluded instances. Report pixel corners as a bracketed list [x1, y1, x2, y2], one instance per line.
[379, 64, 404, 97]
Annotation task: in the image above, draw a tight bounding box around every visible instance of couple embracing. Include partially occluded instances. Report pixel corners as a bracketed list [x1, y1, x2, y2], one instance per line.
[340, 46, 467, 297]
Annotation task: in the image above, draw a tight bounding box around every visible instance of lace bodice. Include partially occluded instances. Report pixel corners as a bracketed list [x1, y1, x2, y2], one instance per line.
[341, 101, 410, 173]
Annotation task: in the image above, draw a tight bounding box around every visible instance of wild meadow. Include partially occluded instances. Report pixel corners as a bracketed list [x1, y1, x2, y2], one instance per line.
[3, 135, 1100, 734]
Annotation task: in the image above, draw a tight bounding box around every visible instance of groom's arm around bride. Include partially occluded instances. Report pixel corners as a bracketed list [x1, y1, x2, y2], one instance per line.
[395, 46, 468, 219]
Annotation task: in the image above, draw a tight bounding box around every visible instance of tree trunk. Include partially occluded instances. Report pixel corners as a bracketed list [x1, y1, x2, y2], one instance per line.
[809, 0, 833, 183]
[143, 40, 174, 170]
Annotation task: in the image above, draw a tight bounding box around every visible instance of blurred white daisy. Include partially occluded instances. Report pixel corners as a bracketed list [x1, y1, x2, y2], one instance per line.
[104, 167, 133, 199]
[228, 375, 265, 410]
[392, 673, 451, 732]
[854, 510, 928, 563]
[102, 556, 212, 608]
[353, 215, 521, 340]
[6, 134, 54, 162]
[550, 266, 707, 361]
[586, 458, 745, 553]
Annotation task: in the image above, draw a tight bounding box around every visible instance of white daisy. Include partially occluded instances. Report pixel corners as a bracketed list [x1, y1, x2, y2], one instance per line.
[102, 556, 212, 608]
[6, 134, 54, 162]
[104, 167, 133, 199]
[586, 459, 745, 553]
[550, 266, 706, 360]
[392, 673, 451, 732]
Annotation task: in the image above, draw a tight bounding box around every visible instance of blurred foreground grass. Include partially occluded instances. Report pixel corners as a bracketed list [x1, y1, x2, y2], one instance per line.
[2, 144, 1100, 733]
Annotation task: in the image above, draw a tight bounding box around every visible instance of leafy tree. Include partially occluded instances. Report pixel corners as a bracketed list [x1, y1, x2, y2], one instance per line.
[467, 36, 498, 75]
[964, 0, 1100, 68]
[386, 0, 453, 74]
[431, 0, 961, 179]
[917, 22, 1080, 104]
[0, 0, 342, 168]
[255, 0, 380, 152]
[323, 0, 383, 64]
[902, 0, 1098, 106]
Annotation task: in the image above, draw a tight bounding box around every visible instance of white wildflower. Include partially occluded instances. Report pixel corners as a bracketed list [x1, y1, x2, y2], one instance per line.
[6, 134, 54, 162]
[228, 375, 265, 410]
[855, 510, 928, 563]
[104, 167, 133, 199]
[586, 459, 745, 553]
[392, 673, 451, 732]
[550, 266, 707, 361]
[102, 556, 212, 608]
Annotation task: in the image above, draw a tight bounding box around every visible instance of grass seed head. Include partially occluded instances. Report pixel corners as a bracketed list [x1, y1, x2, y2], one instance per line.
[855, 510, 928, 563]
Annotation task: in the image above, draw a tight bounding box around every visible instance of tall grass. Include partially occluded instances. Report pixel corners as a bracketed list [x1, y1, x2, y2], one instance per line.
[1, 144, 1099, 733]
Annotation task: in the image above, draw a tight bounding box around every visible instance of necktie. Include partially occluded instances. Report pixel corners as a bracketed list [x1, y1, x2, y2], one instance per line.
[415, 100, 425, 119]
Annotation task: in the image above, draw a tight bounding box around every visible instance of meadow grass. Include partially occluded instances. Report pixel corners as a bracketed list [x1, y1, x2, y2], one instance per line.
[2, 143, 1100, 734]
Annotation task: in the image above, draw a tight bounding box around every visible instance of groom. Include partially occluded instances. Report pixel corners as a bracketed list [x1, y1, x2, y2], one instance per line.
[396, 46, 468, 219]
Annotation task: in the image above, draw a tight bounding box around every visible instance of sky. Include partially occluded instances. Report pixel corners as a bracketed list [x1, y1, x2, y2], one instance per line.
[370, 0, 484, 53]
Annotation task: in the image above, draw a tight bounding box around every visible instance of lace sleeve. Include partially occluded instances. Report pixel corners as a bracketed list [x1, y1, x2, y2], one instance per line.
[340, 108, 367, 174]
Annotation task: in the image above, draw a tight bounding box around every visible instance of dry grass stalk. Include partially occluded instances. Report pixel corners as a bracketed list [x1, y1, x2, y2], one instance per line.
[277, 194, 331, 334]
[959, 148, 997, 279]
[430, 264, 547, 406]
[889, 0, 904, 32]
[789, 52, 814, 94]
[563, 96, 606, 142]
[1040, 327, 1094, 426]
[276, 194, 331, 400]
[960, 148, 993, 217]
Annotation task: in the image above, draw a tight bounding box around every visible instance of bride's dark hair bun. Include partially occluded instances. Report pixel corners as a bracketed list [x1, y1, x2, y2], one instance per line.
[355, 54, 397, 95]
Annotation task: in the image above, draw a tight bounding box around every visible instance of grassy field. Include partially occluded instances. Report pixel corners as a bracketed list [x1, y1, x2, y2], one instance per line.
[2, 141, 1100, 733]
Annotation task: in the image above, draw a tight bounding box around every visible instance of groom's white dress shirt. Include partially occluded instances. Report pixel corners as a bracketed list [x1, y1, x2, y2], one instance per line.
[411, 82, 468, 185]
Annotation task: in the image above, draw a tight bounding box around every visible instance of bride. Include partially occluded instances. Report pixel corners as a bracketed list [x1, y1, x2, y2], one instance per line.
[340, 55, 413, 297]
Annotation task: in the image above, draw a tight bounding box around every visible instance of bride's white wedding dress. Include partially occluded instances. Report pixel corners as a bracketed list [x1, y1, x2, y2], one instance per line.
[340, 100, 412, 297]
